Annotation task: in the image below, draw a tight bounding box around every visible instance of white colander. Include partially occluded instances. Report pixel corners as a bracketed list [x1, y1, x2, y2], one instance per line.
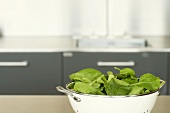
[57, 82, 163, 113]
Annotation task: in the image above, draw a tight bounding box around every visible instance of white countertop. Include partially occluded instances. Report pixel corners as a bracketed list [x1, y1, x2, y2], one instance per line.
[0, 95, 169, 113]
[0, 47, 170, 53]
[0, 37, 169, 52]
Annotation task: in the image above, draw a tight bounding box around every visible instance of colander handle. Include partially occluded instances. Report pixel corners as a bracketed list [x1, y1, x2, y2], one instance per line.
[157, 80, 166, 96]
[159, 80, 165, 89]
[56, 86, 81, 102]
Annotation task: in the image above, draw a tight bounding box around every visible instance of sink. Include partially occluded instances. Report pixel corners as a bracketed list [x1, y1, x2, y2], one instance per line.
[76, 38, 147, 48]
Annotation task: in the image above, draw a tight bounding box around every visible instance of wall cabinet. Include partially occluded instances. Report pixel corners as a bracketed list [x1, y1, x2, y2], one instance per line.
[63, 52, 168, 95]
[0, 52, 62, 95]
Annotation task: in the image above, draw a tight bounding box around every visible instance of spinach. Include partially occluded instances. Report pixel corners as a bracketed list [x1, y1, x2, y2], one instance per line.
[132, 73, 161, 91]
[122, 77, 138, 84]
[69, 68, 103, 83]
[129, 86, 143, 95]
[68, 67, 165, 96]
[114, 67, 136, 79]
[105, 78, 132, 95]
[73, 82, 104, 95]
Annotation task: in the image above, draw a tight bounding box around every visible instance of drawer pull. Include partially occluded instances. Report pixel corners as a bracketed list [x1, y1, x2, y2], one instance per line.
[97, 61, 135, 67]
[0, 61, 28, 67]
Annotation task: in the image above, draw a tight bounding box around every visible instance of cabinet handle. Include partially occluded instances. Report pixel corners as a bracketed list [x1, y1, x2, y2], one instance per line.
[0, 61, 28, 67]
[97, 61, 135, 67]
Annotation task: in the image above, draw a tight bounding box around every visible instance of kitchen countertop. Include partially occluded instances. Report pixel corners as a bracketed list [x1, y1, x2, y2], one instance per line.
[0, 95, 169, 113]
[0, 37, 169, 52]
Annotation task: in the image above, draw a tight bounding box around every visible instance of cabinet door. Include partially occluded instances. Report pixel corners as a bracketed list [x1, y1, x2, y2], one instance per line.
[168, 53, 170, 95]
[0, 52, 62, 95]
[63, 52, 167, 95]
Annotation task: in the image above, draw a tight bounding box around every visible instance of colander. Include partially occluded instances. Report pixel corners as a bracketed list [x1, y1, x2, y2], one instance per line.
[57, 81, 164, 113]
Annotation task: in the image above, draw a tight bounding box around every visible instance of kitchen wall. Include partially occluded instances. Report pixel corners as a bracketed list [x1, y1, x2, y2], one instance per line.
[0, 0, 106, 37]
[109, 0, 170, 36]
[0, 0, 170, 37]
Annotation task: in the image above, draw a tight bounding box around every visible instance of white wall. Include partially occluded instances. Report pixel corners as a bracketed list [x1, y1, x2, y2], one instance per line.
[0, 0, 106, 36]
[109, 0, 170, 36]
[0, 0, 169, 37]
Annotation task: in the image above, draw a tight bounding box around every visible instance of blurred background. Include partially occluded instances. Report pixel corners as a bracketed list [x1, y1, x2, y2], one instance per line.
[0, 0, 170, 48]
[0, 0, 169, 95]
[0, 0, 170, 37]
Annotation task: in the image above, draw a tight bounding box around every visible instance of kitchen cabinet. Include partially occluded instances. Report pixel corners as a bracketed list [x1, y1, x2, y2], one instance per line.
[168, 53, 170, 95]
[0, 52, 62, 95]
[63, 52, 168, 95]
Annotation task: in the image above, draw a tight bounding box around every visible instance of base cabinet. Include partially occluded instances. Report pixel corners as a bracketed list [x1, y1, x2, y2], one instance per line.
[0, 52, 62, 95]
[168, 53, 170, 95]
[0, 51, 168, 95]
[63, 52, 168, 95]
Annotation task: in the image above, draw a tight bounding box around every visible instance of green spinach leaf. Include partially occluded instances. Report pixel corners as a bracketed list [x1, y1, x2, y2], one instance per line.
[105, 78, 131, 95]
[74, 82, 104, 95]
[129, 86, 143, 95]
[69, 68, 103, 82]
[132, 73, 160, 91]
[114, 67, 136, 79]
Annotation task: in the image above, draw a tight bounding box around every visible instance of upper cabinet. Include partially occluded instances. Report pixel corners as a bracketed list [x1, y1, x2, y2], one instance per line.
[0, 0, 106, 36]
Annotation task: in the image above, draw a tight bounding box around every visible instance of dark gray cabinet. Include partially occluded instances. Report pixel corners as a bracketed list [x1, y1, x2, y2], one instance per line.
[0, 52, 62, 95]
[63, 52, 168, 95]
[168, 53, 170, 95]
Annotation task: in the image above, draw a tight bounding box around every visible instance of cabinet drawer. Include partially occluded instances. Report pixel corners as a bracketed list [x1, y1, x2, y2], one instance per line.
[0, 52, 62, 95]
[63, 52, 168, 95]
